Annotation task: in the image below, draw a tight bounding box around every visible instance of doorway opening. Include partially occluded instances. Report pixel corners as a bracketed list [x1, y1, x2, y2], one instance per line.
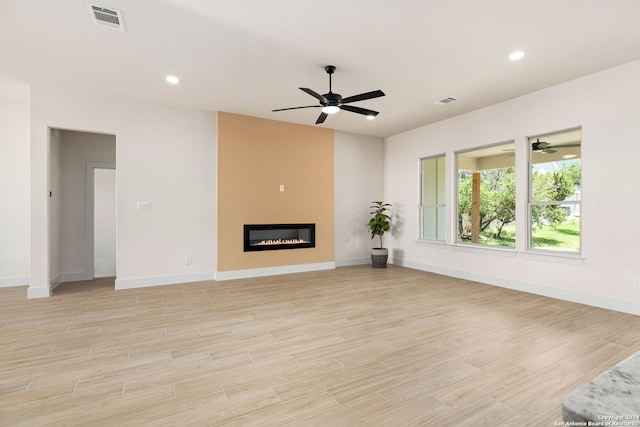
[49, 129, 116, 288]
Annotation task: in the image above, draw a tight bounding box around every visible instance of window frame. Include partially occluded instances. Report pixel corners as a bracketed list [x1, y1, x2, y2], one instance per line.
[419, 154, 446, 241]
[527, 128, 582, 255]
[454, 140, 517, 249]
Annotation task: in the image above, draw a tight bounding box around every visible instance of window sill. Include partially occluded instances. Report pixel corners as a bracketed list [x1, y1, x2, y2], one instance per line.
[413, 240, 584, 265]
[450, 243, 517, 257]
[415, 239, 447, 248]
[522, 251, 584, 265]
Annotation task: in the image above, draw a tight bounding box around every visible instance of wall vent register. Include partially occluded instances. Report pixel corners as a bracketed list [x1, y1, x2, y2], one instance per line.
[87, 4, 125, 31]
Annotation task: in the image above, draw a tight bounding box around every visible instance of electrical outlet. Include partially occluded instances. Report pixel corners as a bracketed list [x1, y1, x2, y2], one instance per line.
[185, 256, 192, 266]
[632, 278, 640, 290]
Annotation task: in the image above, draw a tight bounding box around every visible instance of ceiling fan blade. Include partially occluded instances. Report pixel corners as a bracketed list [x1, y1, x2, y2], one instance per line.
[542, 148, 557, 154]
[300, 88, 326, 102]
[341, 90, 385, 104]
[339, 104, 379, 117]
[316, 112, 328, 124]
[552, 143, 581, 148]
[272, 105, 321, 112]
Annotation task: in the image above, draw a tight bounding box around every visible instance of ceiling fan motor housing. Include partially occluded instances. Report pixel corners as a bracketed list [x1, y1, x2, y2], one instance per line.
[323, 92, 342, 106]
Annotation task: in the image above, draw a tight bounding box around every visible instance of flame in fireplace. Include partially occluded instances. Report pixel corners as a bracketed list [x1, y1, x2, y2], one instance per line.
[251, 238, 310, 246]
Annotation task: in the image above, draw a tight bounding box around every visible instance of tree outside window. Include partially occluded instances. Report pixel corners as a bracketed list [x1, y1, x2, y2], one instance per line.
[457, 142, 516, 247]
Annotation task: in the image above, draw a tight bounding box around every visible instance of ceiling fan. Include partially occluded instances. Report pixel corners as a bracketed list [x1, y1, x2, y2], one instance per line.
[532, 139, 582, 154]
[532, 139, 557, 154]
[272, 65, 385, 125]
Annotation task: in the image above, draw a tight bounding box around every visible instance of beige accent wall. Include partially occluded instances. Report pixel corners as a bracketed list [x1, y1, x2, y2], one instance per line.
[217, 112, 334, 271]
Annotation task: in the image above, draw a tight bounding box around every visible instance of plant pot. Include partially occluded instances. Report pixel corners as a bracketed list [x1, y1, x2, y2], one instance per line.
[371, 248, 388, 268]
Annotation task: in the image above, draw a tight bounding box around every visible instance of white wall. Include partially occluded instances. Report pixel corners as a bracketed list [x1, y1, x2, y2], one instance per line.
[0, 88, 30, 287]
[29, 88, 217, 297]
[384, 59, 640, 315]
[334, 131, 384, 265]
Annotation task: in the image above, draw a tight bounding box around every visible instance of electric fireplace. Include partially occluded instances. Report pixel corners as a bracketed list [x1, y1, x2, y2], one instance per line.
[244, 223, 315, 252]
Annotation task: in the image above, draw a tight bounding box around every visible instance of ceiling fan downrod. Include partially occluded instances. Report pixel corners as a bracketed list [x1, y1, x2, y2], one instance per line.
[325, 65, 336, 93]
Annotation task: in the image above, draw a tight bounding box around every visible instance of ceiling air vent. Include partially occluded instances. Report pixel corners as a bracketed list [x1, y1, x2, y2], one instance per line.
[87, 4, 124, 31]
[434, 96, 457, 105]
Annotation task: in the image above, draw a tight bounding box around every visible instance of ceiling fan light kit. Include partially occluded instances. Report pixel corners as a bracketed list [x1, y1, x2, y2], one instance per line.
[272, 65, 385, 125]
[321, 105, 340, 114]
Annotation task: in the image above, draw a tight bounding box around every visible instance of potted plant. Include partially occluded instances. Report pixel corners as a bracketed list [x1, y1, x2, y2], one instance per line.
[368, 201, 392, 268]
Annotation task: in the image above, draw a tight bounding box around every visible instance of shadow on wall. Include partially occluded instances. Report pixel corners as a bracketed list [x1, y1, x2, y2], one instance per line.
[391, 248, 404, 263]
[391, 203, 405, 243]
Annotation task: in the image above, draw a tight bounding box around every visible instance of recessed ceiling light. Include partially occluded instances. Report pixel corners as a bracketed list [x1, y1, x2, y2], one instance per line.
[366, 115, 375, 120]
[562, 154, 577, 159]
[166, 75, 180, 85]
[509, 51, 525, 61]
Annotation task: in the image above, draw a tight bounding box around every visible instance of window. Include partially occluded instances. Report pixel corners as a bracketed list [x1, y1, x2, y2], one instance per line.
[420, 155, 445, 240]
[529, 129, 581, 253]
[457, 142, 516, 247]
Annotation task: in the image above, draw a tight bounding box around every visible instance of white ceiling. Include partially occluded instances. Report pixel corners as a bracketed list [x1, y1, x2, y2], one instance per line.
[2, 0, 640, 138]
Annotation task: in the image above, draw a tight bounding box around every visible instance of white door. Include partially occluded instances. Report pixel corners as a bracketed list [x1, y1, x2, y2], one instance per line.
[93, 168, 116, 277]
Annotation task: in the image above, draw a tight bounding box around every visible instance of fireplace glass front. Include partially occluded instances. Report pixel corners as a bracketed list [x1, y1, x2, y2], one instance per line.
[243, 223, 315, 252]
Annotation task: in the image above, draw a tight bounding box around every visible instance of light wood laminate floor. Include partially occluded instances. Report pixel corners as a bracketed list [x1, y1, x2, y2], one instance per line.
[1, 265, 639, 426]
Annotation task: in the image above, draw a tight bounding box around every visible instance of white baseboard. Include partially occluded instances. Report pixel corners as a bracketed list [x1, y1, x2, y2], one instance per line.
[215, 262, 336, 281]
[0, 276, 29, 287]
[335, 258, 370, 267]
[27, 286, 51, 299]
[390, 258, 640, 316]
[115, 272, 215, 290]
